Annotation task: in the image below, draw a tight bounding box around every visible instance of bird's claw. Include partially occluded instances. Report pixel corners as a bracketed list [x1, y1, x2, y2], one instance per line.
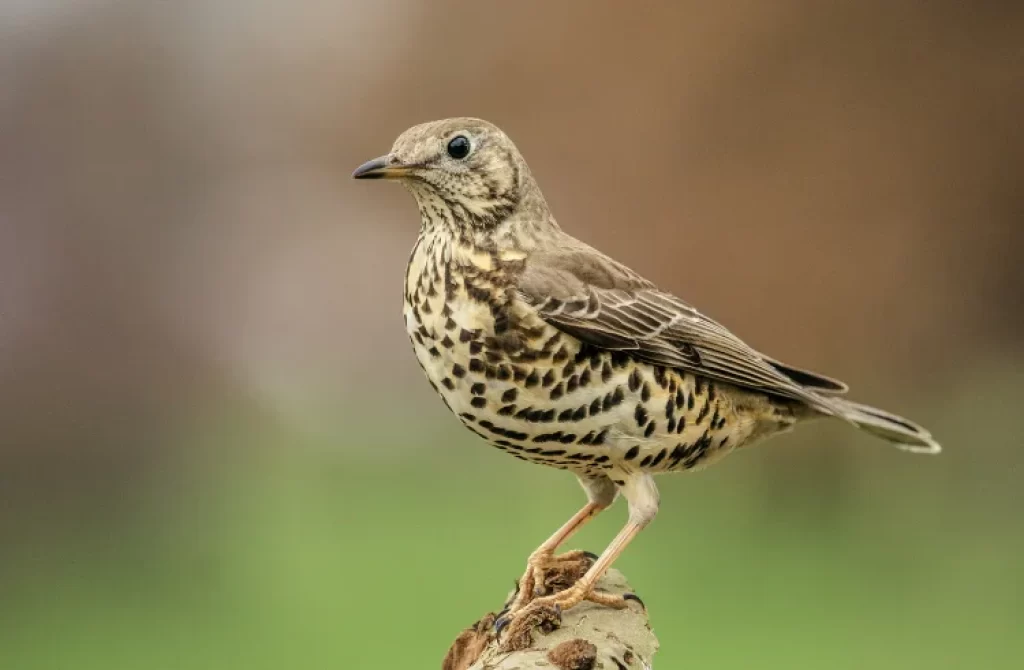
[493, 613, 511, 638]
[623, 592, 645, 609]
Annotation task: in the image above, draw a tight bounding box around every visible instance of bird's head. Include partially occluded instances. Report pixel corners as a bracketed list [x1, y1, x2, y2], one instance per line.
[353, 118, 547, 235]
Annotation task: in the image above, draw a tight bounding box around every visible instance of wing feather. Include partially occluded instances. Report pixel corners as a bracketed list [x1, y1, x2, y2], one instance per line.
[517, 239, 844, 409]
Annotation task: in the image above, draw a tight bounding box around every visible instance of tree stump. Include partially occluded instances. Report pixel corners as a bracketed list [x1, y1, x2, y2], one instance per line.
[443, 562, 658, 670]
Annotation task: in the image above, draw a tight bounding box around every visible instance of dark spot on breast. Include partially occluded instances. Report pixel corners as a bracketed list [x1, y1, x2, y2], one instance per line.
[572, 406, 587, 422]
[628, 369, 642, 392]
[653, 366, 668, 388]
[566, 375, 579, 393]
[440, 335, 454, 348]
[644, 421, 656, 438]
[451, 363, 467, 378]
[517, 349, 540, 363]
[550, 383, 565, 400]
[562, 360, 577, 377]
[542, 370, 556, 387]
[578, 368, 591, 387]
[512, 366, 527, 382]
[578, 431, 596, 445]
[525, 370, 540, 388]
[459, 328, 477, 343]
[478, 420, 528, 441]
[667, 418, 677, 433]
[442, 378, 455, 390]
[559, 433, 577, 444]
[501, 388, 518, 403]
[444, 317, 457, 331]
[469, 358, 485, 373]
[640, 454, 653, 467]
[649, 448, 667, 467]
[696, 401, 710, 424]
[641, 382, 651, 402]
[611, 351, 629, 368]
[558, 408, 574, 422]
[525, 408, 551, 422]
[496, 365, 511, 381]
[589, 398, 602, 415]
[668, 442, 690, 466]
[624, 445, 640, 460]
[498, 404, 516, 416]
[428, 346, 441, 358]
[469, 341, 483, 354]
[470, 382, 485, 395]
[470, 397, 487, 408]
[601, 361, 613, 382]
[553, 346, 569, 364]
[594, 455, 609, 463]
[460, 412, 475, 421]
[592, 428, 608, 445]
[634, 404, 649, 426]
[541, 449, 566, 457]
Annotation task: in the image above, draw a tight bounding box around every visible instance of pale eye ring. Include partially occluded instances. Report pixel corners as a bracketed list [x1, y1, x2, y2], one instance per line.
[447, 135, 471, 160]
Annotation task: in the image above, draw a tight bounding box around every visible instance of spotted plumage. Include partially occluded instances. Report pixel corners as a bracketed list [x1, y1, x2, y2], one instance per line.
[354, 117, 940, 646]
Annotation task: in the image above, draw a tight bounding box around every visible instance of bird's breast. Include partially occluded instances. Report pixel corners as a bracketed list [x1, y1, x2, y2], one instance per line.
[402, 234, 764, 476]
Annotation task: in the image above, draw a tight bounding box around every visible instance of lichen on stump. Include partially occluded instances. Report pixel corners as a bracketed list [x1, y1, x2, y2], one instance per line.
[443, 563, 658, 670]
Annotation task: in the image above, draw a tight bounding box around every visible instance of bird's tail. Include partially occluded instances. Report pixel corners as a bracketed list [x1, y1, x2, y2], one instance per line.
[826, 398, 941, 454]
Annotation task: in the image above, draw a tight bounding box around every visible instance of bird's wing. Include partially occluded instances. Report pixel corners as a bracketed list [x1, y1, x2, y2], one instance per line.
[516, 239, 845, 408]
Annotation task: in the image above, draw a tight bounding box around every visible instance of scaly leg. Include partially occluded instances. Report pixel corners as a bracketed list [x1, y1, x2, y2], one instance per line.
[501, 476, 617, 616]
[498, 474, 659, 651]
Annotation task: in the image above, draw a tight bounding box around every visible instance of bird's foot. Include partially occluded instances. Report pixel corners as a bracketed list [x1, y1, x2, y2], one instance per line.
[495, 581, 644, 652]
[500, 549, 597, 617]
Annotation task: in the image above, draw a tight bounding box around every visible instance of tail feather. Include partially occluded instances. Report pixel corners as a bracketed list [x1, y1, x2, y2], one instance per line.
[827, 398, 941, 454]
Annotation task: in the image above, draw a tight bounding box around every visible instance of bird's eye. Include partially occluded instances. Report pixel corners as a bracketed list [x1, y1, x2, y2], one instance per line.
[447, 135, 471, 160]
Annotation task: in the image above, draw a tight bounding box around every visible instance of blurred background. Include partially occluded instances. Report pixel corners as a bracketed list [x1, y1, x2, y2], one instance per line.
[1, 1, 1022, 668]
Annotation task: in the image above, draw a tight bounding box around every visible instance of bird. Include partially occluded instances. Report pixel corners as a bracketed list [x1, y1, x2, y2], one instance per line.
[352, 117, 940, 646]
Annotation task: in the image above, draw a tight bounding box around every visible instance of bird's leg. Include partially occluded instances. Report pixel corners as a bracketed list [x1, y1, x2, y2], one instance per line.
[497, 474, 659, 650]
[501, 501, 606, 616]
[501, 476, 617, 616]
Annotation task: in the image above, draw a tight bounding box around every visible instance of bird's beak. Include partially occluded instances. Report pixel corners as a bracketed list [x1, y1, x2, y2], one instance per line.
[351, 155, 414, 180]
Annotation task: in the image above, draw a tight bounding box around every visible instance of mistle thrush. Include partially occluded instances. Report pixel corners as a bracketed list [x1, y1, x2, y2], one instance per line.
[353, 118, 940, 647]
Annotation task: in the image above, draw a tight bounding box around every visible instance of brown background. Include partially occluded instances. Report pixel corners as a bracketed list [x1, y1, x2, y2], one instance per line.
[1, 2, 1022, 667]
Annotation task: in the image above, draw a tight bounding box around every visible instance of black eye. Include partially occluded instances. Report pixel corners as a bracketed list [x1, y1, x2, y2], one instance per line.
[447, 135, 471, 160]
